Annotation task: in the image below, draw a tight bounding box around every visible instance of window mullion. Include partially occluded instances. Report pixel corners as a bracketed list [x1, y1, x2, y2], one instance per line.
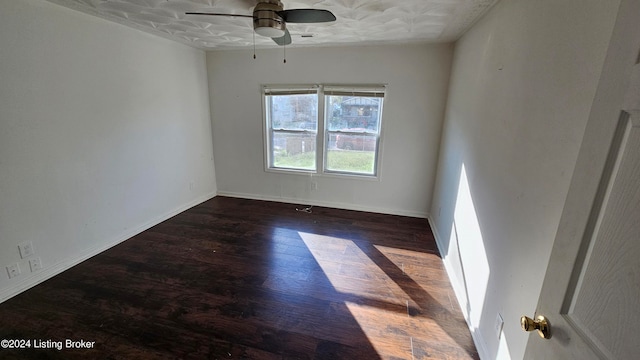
[317, 87, 326, 174]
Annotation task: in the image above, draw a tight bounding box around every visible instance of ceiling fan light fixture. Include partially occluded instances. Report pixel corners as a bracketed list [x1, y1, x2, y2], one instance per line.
[253, 2, 286, 38]
[254, 19, 286, 38]
[255, 27, 285, 38]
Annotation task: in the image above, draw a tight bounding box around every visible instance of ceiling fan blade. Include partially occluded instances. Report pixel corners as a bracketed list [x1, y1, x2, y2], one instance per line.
[272, 28, 292, 46]
[278, 9, 336, 23]
[185, 12, 253, 19]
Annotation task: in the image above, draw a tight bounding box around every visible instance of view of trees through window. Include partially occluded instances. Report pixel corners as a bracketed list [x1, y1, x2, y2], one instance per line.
[265, 86, 384, 176]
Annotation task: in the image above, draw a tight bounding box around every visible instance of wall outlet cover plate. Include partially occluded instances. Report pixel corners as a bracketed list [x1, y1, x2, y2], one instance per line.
[29, 257, 43, 272]
[6, 263, 21, 279]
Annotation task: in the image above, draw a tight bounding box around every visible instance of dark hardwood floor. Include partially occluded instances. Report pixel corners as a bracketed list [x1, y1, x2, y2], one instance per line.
[0, 196, 478, 359]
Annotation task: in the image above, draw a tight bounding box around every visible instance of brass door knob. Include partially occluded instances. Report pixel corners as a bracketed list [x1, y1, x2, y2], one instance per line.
[521, 315, 551, 339]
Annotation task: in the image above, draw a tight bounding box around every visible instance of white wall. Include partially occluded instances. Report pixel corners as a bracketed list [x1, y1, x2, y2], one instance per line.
[207, 44, 452, 217]
[0, 0, 217, 302]
[429, 0, 620, 359]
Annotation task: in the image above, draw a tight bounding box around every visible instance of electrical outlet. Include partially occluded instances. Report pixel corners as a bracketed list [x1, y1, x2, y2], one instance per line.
[311, 181, 318, 190]
[18, 241, 35, 258]
[495, 313, 504, 339]
[6, 263, 21, 279]
[29, 257, 42, 272]
[189, 181, 195, 191]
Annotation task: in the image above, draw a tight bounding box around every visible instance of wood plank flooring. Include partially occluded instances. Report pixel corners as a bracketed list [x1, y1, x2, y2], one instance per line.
[0, 196, 478, 359]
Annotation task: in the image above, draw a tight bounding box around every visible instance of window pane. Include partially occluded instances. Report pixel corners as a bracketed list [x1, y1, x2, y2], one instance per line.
[326, 132, 377, 175]
[326, 95, 381, 132]
[269, 94, 318, 131]
[272, 132, 316, 170]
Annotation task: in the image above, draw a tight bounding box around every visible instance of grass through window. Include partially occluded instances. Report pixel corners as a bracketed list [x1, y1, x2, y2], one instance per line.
[274, 150, 374, 174]
[273, 151, 315, 170]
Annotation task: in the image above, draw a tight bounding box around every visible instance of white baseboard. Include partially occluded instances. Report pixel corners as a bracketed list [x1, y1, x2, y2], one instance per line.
[428, 216, 490, 360]
[216, 191, 429, 218]
[0, 191, 216, 304]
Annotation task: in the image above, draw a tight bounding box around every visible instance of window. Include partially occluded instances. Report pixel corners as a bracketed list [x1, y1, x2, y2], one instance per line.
[324, 86, 384, 175]
[264, 86, 319, 171]
[264, 85, 385, 177]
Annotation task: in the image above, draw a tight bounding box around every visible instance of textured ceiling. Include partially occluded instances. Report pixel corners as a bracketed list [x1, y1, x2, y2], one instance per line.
[47, 0, 497, 50]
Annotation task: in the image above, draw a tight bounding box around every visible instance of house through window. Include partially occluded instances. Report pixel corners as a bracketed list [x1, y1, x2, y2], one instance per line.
[263, 85, 386, 177]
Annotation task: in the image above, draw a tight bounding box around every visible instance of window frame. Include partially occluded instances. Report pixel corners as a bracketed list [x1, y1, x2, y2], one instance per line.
[263, 85, 320, 174]
[263, 84, 386, 179]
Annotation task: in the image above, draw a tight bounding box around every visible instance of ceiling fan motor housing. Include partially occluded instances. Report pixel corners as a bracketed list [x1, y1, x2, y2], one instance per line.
[253, 0, 286, 38]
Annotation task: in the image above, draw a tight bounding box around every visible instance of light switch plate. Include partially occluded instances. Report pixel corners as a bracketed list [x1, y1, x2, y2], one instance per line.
[18, 241, 35, 258]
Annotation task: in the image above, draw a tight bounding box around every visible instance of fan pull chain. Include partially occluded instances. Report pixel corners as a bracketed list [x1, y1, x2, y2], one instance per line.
[283, 42, 286, 64]
[253, 31, 256, 59]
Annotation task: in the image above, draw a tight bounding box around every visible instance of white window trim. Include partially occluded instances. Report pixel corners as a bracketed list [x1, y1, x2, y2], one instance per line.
[263, 84, 386, 179]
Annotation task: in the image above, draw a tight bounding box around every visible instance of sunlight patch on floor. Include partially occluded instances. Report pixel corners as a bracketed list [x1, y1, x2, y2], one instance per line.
[344, 300, 414, 359]
[343, 300, 472, 359]
[297, 231, 475, 359]
[374, 244, 451, 306]
[298, 231, 409, 307]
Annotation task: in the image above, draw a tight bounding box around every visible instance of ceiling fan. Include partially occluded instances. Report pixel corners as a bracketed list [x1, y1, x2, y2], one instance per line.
[185, 0, 336, 46]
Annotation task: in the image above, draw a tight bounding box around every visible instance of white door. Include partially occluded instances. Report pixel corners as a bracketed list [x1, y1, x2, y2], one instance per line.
[524, 0, 640, 359]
